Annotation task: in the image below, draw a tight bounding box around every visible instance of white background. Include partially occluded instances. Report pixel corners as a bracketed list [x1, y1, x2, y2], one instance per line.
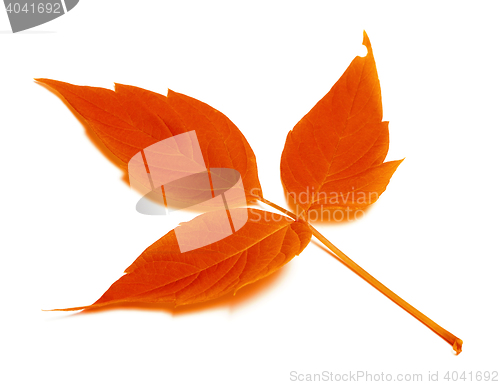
[1, 1, 499, 384]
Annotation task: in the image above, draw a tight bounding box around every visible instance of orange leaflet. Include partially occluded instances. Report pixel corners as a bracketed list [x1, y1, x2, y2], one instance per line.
[280, 31, 403, 214]
[53, 209, 311, 310]
[35, 79, 262, 202]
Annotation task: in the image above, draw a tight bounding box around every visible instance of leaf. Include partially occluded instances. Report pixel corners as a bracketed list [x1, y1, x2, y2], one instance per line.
[280, 32, 403, 214]
[55, 208, 312, 310]
[40, 35, 462, 355]
[36, 79, 262, 201]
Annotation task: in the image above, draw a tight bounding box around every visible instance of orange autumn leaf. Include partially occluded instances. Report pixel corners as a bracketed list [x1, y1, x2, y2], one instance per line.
[281, 31, 403, 214]
[54, 209, 312, 310]
[39, 32, 462, 354]
[36, 79, 262, 201]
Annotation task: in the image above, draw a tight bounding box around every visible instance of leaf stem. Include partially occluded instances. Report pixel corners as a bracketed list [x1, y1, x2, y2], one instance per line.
[253, 195, 462, 355]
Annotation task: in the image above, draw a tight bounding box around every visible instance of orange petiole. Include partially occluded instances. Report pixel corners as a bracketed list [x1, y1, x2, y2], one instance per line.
[254, 195, 462, 355]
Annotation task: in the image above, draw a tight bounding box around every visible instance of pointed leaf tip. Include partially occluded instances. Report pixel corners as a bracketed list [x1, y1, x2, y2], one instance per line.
[35, 78, 48, 84]
[362, 30, 372, 56]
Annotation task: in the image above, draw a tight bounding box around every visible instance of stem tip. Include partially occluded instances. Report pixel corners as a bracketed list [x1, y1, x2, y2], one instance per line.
[453, 338, 463, 355]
